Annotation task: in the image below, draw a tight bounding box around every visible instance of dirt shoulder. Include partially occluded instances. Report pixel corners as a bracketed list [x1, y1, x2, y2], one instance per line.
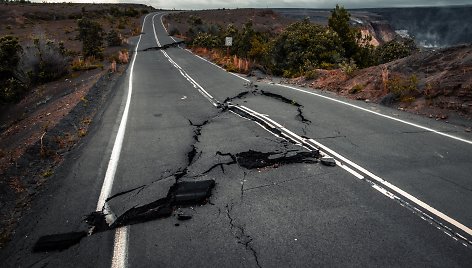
[0, 63, 133, 248]
[0, 3, 152, 248]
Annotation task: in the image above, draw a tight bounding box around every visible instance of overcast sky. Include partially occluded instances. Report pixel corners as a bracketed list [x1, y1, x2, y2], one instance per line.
[34, 0, 472, 10]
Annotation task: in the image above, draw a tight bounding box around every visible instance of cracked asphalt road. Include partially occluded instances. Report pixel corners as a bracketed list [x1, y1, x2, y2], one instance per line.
[2, 12, 472, 267]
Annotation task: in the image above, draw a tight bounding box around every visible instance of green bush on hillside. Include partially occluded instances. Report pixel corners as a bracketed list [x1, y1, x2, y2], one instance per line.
[376, 38, 418, 64]
[268, 19, 343, 76]
[0, 36, 24, 103]
[77, 18, 104, 58]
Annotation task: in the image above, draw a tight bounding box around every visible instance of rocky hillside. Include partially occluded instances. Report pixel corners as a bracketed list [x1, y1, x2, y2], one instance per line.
[283, 44, 472, 121]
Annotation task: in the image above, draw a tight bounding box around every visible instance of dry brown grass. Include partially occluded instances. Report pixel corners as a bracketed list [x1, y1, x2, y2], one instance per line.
[193, 47, 251, 74]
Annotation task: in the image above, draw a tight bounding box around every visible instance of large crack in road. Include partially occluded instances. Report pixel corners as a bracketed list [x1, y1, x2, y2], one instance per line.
[33, 105, 323, 253]
[32, 46, 331, 255]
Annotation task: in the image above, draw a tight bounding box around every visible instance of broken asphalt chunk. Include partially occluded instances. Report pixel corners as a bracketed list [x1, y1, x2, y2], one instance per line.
[111, 198, 173, 228]
[110, 180, 215, 227]
[169, 180, 216, 205]
[321, 157, 336, 167]
[33, 231, 88, 252]
[33, 179, 216, 253]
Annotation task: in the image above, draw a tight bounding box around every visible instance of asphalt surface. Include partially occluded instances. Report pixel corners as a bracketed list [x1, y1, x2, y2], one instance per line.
[2, 12, 472, 267]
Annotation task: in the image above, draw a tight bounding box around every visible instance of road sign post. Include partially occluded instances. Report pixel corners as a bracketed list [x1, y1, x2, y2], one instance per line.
[225, 36, 232, 56]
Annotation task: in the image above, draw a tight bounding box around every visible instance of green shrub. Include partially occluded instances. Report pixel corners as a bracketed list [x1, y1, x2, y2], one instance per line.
[269, 19, 343, 75]
[304, 69, 319, 80]
[0, 77, 26, 103]
[77, 18, 104, 58]
[339, 59, 357, 76]
[248, 35, 270, 64]
[188, 15, 203, 26]
[387, 74, 419, 98]
[191, 32, 220, 48]
[0, 35, 22, 78]
[0, 36, 24, 103]
[106, 30, 121, 47]
[18, 35, 69, 85]
[376, 38, 418, 64]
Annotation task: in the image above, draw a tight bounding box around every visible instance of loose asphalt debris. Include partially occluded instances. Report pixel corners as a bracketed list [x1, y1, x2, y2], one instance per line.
[33, 179, 215, 252]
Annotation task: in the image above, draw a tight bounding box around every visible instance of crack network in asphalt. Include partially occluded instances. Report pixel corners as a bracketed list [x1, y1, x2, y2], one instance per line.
[226, 204, 262, 268]
[32, 74, 327, 253]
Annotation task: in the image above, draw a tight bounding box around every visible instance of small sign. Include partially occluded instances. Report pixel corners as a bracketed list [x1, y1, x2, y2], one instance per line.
[225, 37, 233, 46]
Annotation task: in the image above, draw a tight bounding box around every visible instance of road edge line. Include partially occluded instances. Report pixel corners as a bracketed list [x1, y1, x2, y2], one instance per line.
[94, 12, 151, 268]
[278, 84, 472, 145]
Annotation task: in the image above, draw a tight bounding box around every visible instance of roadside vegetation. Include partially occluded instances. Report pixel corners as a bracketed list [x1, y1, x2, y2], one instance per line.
[168, 5, 418, 78]
[0, 3, 153, 105]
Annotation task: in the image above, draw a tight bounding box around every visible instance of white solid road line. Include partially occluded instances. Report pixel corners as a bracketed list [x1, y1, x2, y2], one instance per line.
[111, 227, 129, 268]
[159, 14, 252, 83]
[96, 12, 151, 268]
[278, 84, 472, 145]
[157, 13, 472, 247]
[308, 138, 472, 239]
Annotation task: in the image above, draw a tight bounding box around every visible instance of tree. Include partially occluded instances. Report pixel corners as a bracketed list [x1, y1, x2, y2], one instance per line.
[77, 18, 104, 58]
[328, 4, 358, 59]
[106, 30, 122, 47]
[328, 4, 378, 68]
[235, 20, 256, 58]
[248, 34, 270, 64]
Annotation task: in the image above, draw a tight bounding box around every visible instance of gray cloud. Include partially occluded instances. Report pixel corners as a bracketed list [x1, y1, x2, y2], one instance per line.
[33, 0, 472, 10]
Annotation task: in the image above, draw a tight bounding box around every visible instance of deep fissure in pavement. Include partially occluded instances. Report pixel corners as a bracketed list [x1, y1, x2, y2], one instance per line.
[223, 91, 250, 103]
[33, 117, 217, 252]
[259, 90, 311, 126]
[140, 41, 185, 51]
[260, 90, 302, 107]
[226, 203, 262, 268]
[236, 150, 318, 169]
